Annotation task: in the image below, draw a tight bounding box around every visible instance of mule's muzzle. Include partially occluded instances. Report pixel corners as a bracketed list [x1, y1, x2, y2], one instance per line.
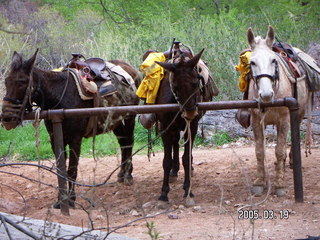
[1, 101, 22, 130]
[182, 108, 198, 120]
[259, 90, 274, 103]
[1, 119, 20, 130]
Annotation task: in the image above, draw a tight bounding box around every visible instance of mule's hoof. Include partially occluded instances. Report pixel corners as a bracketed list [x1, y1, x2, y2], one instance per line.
[117, 172, 124, 183]
[117, 175, 133, 185]
[275, 188, 287, 197]
[53, 202, 60, 209]
[53, 200, 75, 209]
[124, 176, 134, 186]
[251, 185, 264, 196]
[169, 175, 178, 183]
[157, 200, 170, 209]
[289, 162, 293, 169]
[185, 197, 195, 207]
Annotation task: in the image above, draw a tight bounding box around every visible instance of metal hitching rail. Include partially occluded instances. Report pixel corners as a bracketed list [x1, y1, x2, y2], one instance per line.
[1, 97, 304, 215]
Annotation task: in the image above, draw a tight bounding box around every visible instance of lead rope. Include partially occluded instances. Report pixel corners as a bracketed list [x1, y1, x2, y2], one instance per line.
[258, 103, 272, 200]
[305, 94, 313, 157]
[33, 107, 42, 188]
[180, 118, 193, 203]
[147, 129, 155, 161]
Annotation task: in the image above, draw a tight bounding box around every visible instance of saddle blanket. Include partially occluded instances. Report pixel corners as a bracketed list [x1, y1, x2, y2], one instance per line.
[67, 68, 116, 100]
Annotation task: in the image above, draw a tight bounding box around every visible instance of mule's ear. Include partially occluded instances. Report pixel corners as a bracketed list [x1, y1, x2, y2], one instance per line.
[155, 61, 176, 72]
[266, 25, 275, 48]
[24, 49, 39, 74]
[11, 51, 23, 70]
[247, 27, 256, 49]
[186, 48, 205, 69]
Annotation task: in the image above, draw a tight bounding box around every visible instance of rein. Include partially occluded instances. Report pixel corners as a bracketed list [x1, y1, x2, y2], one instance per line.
[51, 70, 70, 109]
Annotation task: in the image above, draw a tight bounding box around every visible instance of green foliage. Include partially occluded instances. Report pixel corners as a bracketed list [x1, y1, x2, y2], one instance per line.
[146, 221, 160, 240]
[0, 122, 53, 161]
[0, 120, 163, 161]
[212, 131, 232, 146]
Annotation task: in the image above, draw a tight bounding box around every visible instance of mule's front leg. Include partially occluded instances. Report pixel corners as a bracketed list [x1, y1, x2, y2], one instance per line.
[169, 132, 180, 183]
[251, 115, 266, 196]
[66, 138, 82, 207]
[274, 122, 290, 196]
[46, 126, 70, 210]
[159, 134, 174, 203]
[114, 118, 135, 185]
[182, 144, 195, 207]
[181, 124, 197, 207]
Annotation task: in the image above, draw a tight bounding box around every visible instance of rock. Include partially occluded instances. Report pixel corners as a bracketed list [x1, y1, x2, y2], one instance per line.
[234, 203, 244, 208]
[198, 108, 320, 144]
[130, 209, 140, 216]
[142, 201, 154, 209]
[178, 205, 185, 209]
[96, 215, 104, 220]
[168, 213, 179, 219]
[157, 201, 170, 210]
[192, 206, 202, 212]
[194, 160, 204, 165]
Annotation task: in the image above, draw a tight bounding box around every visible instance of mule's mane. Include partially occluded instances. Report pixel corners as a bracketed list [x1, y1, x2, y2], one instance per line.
[172, 53, 191, 66]
[253, 36, 272, 51]
[33, 66, 69, 82]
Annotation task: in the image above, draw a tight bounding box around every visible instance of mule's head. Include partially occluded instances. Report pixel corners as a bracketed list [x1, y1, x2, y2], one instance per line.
[1, 50, 38, 130]
[156, 49, 204, 120]
[247, 26, 279, 103]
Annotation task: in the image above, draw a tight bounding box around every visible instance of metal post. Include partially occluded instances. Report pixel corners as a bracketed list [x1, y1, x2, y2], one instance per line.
[51, 116, 70, 215]
[286, 98, 304, 202]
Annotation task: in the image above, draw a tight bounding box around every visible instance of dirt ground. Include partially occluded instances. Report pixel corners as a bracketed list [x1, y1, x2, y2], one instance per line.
[0, 144, 320, 240]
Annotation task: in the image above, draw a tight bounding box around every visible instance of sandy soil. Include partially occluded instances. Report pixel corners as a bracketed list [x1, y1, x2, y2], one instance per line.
[0, 145, 320, 240]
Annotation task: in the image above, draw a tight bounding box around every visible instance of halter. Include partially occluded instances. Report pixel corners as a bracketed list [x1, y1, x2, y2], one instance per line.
[250, 59, 279, 90]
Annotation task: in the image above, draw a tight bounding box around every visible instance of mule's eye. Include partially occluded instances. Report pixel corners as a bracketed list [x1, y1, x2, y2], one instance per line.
[16, 79, 27, 87]
[16, 79, 26, 83]
[272, 59, 276, 64]
[250, 61, 256, 66]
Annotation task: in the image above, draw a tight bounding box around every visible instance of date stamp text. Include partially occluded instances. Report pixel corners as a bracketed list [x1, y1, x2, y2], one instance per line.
[238, 209, 289, 220]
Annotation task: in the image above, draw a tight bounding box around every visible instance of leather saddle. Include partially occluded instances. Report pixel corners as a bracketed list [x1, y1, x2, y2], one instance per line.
[67, 53, 109, 80]
[66, 53, 117, 96]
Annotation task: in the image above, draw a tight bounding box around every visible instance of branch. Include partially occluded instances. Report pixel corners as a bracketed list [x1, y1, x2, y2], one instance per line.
[99, 0, 133, 24]
[0, 26, 30, 35]
[0, 142, 14, 162]
[212, 0, 220, 15]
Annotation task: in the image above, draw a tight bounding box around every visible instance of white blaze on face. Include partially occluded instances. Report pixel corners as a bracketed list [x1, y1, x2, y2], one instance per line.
[258, 77, 274, 103]
[250, 49, 276, 103]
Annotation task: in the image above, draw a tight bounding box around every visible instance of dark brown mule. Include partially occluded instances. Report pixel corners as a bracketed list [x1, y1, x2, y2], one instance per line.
[155, 49, 215, 206]
[2, 50, 141, 208]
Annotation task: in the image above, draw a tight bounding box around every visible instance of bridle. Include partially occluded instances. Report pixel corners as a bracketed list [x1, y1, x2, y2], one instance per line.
[250, 58, 279, 90]
[2, 69, 36, 124]
[169, 53, 200, 112]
